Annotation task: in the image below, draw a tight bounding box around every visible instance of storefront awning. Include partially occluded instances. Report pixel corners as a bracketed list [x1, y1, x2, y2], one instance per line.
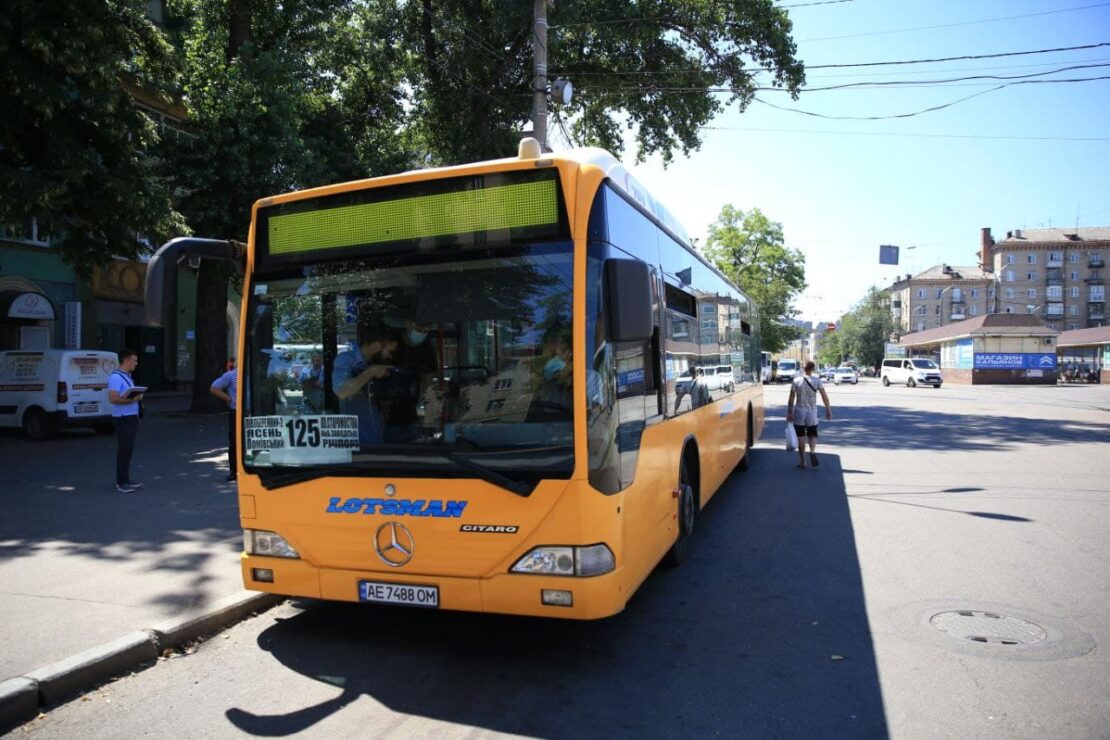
[0, 290, 56, 321]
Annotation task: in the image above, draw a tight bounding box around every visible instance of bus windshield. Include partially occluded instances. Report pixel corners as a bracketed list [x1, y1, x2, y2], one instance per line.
[243, 242, 575, 483]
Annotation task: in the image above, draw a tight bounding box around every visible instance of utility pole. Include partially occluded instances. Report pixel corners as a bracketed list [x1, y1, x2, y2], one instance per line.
[532, 0, 548, 150]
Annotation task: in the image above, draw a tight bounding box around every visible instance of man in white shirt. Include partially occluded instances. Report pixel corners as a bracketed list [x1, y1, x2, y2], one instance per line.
[786, 360, 832, 469]
[107, 349, 144, 492]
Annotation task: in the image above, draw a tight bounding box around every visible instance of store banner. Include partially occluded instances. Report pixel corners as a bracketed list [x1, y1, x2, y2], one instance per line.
[974, 353, 1057, 370]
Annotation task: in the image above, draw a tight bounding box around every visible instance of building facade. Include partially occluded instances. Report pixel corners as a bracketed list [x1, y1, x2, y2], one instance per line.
[890, 264, 994, 336]
[987, 227, 1107, 332]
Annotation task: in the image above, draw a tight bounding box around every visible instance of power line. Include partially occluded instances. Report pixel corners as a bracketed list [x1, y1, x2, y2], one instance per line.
[701, 126, 1110, 142]
[799, 2, 1110, 43]
[751, 76, 1110, 120]
[550, 42, 1110, 79]
[598, 66, 1110, 93]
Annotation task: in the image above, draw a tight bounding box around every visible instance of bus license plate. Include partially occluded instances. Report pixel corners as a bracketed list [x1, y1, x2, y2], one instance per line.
[359, 581, 439, 608]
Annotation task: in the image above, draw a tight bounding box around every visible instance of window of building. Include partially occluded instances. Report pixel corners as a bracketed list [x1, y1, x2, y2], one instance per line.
[1069, 322, 1079, 330]
[917, 321, 926, 332]
[1027, 288, 1036, 298]
[1070, 305, 1079, 316]
[935, 288, 944, 299]
[935, 305, 941, 315]
[1071, 286, 1081, 298]
[1027, 271, 1037, 281]
[1005, 306, 1014, 313]
[971, 288, 979, 298]
[917, 288, 926, 299]
[1092, 286, 1106, 301]
[1005, 270, 1015, 282]
[1049, 252, 1061, 262]
[1048, 322, 1058, 330]
[1026, 305, 1036, 314]
[1027, 254, 1037, 264]
[1070, 253, 1080, 262]
[914, 306, 926, 316]
[1006, 254, 1015, 264]
[0, 217, 50, 246]
[1071, 271, 1080, 280]
[1047, 285, 1062, 299]
[969, 304, 978, 316]
[1005, 287, 1014, 299]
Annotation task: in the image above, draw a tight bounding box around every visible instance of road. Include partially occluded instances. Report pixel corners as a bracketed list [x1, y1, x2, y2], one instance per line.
[13, 380, 1110, 738]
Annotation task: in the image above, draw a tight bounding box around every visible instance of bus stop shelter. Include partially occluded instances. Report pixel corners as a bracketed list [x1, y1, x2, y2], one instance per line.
[1056, 326, 1110, 384]
[898, 314, 1059, 385]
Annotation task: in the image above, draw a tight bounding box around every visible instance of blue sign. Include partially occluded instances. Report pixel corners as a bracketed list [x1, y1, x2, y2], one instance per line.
[974, 353, 1057, 370]
[954, 339, 973, 370]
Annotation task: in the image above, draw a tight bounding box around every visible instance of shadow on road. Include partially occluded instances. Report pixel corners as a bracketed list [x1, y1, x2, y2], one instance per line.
[761, 397, 1110, 451]
[225, 449, 888, 737]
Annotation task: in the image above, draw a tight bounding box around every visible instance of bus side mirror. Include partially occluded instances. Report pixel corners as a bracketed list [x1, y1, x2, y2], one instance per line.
[605, 259, 653, 343]
[144, 238, 246, 326]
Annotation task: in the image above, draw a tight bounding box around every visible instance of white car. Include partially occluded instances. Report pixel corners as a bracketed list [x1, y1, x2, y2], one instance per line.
[881, 358, 943, 388]
[832, 367, 858, 385]
[0, 349, 119, 439]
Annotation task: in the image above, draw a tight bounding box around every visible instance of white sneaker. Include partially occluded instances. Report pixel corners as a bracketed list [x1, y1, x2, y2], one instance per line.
[116, 483, 135, 493]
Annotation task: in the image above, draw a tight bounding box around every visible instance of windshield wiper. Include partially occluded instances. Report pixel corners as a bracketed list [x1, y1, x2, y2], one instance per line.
[250, 454, 536, 496]
[433, 449, 535, 497]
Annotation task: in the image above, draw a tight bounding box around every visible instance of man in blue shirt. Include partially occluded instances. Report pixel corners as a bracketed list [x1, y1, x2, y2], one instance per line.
[107, 349, 144, 492]
[332, 332, 398, 446]
[299, 351, 325, 412]
[210, 360, 238, 482]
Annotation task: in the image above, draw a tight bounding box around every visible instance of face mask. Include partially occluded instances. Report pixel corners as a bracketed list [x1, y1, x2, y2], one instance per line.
[544, 356, 566, 380]
[408, 330, 427, 345]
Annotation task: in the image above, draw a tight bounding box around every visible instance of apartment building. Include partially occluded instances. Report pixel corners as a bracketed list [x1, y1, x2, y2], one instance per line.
[890, 264, 994, 335]
[988, 227, 1107, 331]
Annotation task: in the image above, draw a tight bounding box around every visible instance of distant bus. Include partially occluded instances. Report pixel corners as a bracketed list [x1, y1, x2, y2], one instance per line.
[761, 351, 772, 383]
[146, 140, 764, 620]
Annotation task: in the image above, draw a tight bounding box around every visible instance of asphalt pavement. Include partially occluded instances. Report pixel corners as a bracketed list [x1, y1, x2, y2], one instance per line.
[5, 380, 1110, 738]
[0, 396, 261, 701]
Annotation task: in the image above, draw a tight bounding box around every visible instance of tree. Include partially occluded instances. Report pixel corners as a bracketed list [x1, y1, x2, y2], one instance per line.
[401, 0, 804, 163]
[164, 0, 415, 411]
[704, 206, 806, 354]
[0, 1, 185, 275]
[819, 288, 896, 370]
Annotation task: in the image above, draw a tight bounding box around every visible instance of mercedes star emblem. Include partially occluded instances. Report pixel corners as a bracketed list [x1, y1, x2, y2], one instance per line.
[374, 522, 415, 567]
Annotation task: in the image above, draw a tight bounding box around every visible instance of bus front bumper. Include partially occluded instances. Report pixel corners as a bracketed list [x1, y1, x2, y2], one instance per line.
[241, 554, 626, 620]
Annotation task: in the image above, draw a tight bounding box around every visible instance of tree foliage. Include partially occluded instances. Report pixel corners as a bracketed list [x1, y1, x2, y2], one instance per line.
[0, 1, 185, 275]
[401, 0, 805, 163]
[704, 206, 807, 354]
[818, 287, 896, 370]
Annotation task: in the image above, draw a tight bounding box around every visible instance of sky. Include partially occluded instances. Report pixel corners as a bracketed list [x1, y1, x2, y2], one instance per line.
[552, 0, 1110, 324]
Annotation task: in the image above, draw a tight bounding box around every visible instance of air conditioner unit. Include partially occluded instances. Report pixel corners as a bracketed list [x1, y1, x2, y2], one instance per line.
[1044, 338, 1053, 346]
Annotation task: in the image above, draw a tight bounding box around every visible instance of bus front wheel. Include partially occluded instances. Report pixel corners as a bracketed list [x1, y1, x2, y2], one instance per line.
[663, 461, 696, 567]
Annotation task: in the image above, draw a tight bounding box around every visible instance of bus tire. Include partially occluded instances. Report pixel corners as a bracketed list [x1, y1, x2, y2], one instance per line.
[663, 459, 696, 567]
[23, 407, 56, 441]
[737, 407, 753, 472]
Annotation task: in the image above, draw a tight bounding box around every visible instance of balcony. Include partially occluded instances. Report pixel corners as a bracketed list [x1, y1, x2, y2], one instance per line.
[1091, 258, 1106, 269]
[1045, 269, 1064, 285]
[1087, 274, 1105, 285]
[1046, 258, 1064, 268]
[949, 312, 966, 321]
[1089, 311, 1106, 322]
[1045, 303, 1064, 317]
[949, 294, 965, 304]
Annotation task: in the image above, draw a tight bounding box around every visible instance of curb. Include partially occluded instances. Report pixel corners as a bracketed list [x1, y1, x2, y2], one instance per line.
[0, 592, 282, 732]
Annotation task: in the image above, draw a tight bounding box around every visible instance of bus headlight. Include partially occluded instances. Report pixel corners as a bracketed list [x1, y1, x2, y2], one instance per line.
[243, 529, 300, 559]
[511, 544, 615, 577]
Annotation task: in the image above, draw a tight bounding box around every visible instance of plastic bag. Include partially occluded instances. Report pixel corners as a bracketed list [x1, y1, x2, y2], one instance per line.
[785, 422, 798, 451]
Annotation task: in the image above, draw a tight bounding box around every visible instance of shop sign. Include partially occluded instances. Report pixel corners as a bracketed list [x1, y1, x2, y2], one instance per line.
[8, 293, 55, 320]
[974, 353, 1057, 370]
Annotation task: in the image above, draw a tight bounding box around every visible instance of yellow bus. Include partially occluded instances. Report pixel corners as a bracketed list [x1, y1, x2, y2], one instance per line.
[146, 140, 764, 619]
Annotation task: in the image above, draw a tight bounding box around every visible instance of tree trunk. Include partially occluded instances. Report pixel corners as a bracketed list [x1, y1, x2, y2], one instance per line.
[190, 260, 229, 413]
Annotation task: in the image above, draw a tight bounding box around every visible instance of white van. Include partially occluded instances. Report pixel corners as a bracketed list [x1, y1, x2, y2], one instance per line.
[0, 350, 119, 439]
[881, 357, 943, 388]
[776, 358, 801, 383]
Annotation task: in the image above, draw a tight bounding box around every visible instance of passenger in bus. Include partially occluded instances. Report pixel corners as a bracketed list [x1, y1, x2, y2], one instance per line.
[379, 320, 440, 441]
[298, 351, 325, 412]
[528, 336, 573, 420]
[332, 331, 398, 445]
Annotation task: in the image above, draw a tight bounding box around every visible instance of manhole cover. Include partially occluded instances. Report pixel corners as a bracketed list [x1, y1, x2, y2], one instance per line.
[930, 610, 1047, 646]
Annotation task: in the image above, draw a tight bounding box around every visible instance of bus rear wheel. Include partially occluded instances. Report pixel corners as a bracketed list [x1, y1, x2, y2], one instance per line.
[737, 410, 753, 472]
[663, 461, 696, 567]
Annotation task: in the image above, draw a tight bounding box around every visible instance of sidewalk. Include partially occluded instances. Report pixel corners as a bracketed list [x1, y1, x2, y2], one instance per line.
[0, 395, 273, 722]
